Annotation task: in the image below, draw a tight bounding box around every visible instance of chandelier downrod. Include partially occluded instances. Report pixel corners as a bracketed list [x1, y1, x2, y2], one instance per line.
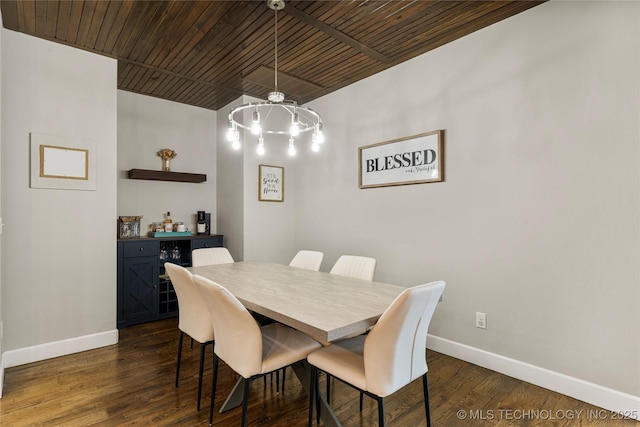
[273, 0, 279, 93]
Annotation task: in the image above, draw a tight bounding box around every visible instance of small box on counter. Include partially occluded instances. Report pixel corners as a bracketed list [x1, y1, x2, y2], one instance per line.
[118, 216, 142, 239]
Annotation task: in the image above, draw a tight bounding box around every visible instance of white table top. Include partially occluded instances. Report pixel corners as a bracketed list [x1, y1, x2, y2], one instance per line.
[189, 261, 406, 343]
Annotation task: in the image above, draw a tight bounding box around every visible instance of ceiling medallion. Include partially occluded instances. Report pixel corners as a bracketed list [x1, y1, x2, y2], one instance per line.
[226, 0, 325, 156]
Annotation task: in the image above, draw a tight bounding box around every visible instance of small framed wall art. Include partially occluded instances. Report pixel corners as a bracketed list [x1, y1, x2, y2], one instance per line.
[30, 132, 97, 191]
[258, 164, 284, 202]
[358, 130, 444, 189]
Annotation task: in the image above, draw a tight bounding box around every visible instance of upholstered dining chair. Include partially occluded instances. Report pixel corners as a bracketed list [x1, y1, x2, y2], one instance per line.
[289, 250, 324, 271]
[325, 254, 377, 400]
[329, 255, 377, 281]
[307, 281, 445, 427]
[191, 247, 234, 267]
[164, 262, 215, 411]
[192, 245, 284, 391]
[193, 274, 322, 427]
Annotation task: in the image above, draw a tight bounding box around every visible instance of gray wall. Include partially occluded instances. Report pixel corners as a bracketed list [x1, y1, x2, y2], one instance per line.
[1, 30, 117, 352]
[295, 1, 639, 396]
[117, 90, 217, 233]
[216, 97, 245, 260]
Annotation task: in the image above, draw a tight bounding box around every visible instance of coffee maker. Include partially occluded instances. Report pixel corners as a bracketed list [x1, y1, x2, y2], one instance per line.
[196, 211, 211, 235]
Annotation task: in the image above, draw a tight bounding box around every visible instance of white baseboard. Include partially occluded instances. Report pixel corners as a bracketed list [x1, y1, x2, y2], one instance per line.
[427, 335, 640, 421]
[3, 330, 118, 369]
[0, 352, 4, 398]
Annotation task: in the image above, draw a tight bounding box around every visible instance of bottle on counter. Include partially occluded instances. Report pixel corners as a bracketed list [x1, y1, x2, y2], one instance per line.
[163, 211, 173, 232]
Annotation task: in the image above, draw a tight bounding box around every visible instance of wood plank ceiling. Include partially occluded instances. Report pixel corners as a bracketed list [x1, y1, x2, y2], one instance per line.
[0, 0, 545, 111]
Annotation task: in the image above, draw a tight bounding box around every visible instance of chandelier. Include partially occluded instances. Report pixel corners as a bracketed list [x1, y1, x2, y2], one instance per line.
[225, 0, 325, 156]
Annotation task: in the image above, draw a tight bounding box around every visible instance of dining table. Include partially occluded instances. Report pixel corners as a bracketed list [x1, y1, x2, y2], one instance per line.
[189, 261, 406, 427]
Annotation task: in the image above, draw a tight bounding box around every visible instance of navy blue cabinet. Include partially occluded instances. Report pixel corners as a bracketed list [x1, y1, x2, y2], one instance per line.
[117, 235, 223, 328]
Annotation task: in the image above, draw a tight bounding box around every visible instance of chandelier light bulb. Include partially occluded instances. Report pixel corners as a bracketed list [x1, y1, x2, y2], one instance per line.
[251, 110, 262, 135]
[226, 121, 237, 142]
[232, 140, 241, 150]
[290, 112, 300, 136]
[288, 138, 296, 156]
[312, 131, 324, 144]
[313, 123, 325, 144]
[311, 142, 320, 152]
[257, 136, 265, 155]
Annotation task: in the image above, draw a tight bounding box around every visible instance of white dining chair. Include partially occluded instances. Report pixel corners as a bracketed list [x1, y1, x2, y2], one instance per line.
[329, 255, 377, 281]
[307, 281, 445, 427]
[326, 254, 377, 399]
[193, 274, 322, 427]
[165, 262, 214, 411]
[191, 247, 234, 267]
[289, 250, 324, 271]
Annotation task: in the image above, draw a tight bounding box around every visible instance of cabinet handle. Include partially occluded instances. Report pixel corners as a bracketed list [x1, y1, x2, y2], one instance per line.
[139, 247, 144, 252]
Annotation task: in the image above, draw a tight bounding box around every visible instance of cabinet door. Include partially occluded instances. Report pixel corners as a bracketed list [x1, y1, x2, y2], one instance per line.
[122, 256, 159, 324]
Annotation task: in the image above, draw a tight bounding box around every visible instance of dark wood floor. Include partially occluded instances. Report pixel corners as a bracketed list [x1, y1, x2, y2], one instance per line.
[0, 318, 637, 426]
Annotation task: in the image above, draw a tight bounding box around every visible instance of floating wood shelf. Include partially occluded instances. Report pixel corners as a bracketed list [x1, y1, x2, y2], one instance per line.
[128, 169, 206, 183]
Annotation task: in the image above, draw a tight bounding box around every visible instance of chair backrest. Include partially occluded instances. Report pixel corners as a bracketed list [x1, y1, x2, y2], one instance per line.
[165, 263, 214, 343]
[289, 250, 324, 271]
[191, 247, 234, 267]
[329, 255, 377, 281]
[363, 281, 445, 397]
[192, 274, 263, 379]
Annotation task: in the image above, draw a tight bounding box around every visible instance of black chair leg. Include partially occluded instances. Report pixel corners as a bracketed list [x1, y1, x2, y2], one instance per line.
[276, 369, 280, 393]
[359, 391, 364, 411]
[175, 331, 184, 387]
[377, 396, 385, 427]
[281, 367, 286, 393]
[423, 373, 431, 427]
[197, 343, 206, 411]
[316, 373, 321, 425]
[326, 374, 331, 403]
[308, 367, 317, 427]
[209, 353, 219, 427]
[241, 378, 254, 427]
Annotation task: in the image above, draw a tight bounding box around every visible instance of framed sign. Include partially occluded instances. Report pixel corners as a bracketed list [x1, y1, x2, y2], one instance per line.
[30, 132, 97, 191]
[358, 130, 443, 189]
[258, 164, 284, 202]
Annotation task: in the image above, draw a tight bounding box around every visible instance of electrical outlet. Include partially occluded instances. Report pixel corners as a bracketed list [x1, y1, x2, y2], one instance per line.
[476, 312, 487, 329]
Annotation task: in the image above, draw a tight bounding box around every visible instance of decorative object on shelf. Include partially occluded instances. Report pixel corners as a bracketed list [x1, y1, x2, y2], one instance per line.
[358, 130, 445, 189]
[118, 216, 142, 238]
[225, 0, 325, 157]
[258, 164, 284, 202]
[156, 148, 177, 171]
